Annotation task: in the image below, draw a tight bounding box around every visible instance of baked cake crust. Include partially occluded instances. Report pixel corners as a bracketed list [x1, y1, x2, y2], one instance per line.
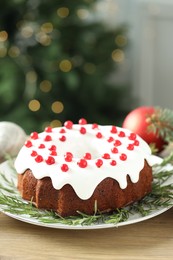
[17, 160, 152, 217]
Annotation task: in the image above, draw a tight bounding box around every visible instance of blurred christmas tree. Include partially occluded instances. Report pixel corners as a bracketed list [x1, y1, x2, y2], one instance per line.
[0, 0, 130, 133]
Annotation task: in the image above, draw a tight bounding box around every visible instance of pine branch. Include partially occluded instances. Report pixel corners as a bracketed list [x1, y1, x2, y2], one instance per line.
[147, 107, 173, 143]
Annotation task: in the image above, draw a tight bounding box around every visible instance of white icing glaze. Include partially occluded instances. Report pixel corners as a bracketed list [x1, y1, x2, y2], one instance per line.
[14, 122, 156, 200]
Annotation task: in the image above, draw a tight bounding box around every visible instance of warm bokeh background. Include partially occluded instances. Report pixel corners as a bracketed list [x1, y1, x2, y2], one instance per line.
[0, 0, 131, 133]
[1, 0, 173, 134]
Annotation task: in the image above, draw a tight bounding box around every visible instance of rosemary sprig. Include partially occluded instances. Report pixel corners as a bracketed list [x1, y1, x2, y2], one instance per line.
[0, 156, 173, 227]
[159, 152, 173, 166]
[0, 172, 17, 194]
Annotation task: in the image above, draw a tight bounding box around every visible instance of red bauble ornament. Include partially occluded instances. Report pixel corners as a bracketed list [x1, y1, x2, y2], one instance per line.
[122, 106, 165, 152]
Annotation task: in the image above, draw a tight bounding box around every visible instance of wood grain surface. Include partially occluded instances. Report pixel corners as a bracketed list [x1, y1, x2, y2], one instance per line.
[0, 207, 173, 260]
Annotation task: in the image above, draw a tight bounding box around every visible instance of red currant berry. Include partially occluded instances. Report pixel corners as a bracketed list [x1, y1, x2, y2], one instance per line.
[31, 150, 37, 157]
[61, 164, 69, 172]
[111, 147, 118, 154]
[39, 143, 45, 149]
[44, 135, 52, 141]
[79, 118, 87, 125]
[80, 127, 86, 134]
[110, 126, 117, 134]
[30, 132, 38, 140]
[49, 145, 56, 151]
[127, 144, 134, 150]
[64, 120, 73, 129]
[102, 153, 110, 159]
[118, 131, 125, 137]
[96, 132, 102, 138]
[35, 155, 43, 163]
[77, 159, 87, 168]
[110, 160, 117, 166]
[45, 156, 55, 165]
[96, 159, 103, 168]
[50, 150, 57, 156]
[45, 126, 52, 133]
[107, 137, 114, 142]
[120, 153, 127, 161]
[128, 133, 137, 140]
[114, 140, 122, 146]
[83, 152, 92, 160]
[65, 152, 73, 157]
[25, 140, 32, 148]
[59, 135, 66, 142]
[92, 123, 98, 129]
[59, 128, 66, 133]
[64, 152, 73, 162]
[134, 140, 139, 146]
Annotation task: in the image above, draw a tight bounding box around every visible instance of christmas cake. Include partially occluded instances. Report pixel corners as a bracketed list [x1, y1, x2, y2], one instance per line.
[15, 119, 155, 217]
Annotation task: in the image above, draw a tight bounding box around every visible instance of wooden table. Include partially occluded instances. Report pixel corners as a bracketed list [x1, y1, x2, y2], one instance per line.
[0, 207, 173, 260]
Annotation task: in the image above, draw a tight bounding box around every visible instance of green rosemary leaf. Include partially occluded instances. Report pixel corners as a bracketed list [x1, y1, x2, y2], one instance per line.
[0, 184, 16, 194]
[160, 152, 173, 166]
[104, 208, 130, 224]
[0, 168, 18, 195]
[0, 175, 17, 193]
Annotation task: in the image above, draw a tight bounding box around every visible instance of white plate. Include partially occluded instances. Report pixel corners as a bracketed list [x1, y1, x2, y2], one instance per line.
[0, 157, 172, 230]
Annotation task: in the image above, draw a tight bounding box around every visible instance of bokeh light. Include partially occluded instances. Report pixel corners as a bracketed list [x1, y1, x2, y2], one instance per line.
[36, 32, 51, 46]
[26, 71, 37, 83]
[76, 9, 89, 19]
[50, 120, 62, 127]
[41, 22, 53, 33]
[21, 26, 33, 38]
[59, 59, 72, 72]
[39, 80, 52, 93]
[28, 99, 41, 111]
[57, 7, 69, 18]
[51, 101, 64, 114]
[8, 46, 20, 58]
[0, 31, 8, 42]
[115, 35, 127, 47]
[111, 49, 124, 62]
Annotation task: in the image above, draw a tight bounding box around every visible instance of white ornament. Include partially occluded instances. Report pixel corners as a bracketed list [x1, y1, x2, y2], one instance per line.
[0, 122, 27, 162]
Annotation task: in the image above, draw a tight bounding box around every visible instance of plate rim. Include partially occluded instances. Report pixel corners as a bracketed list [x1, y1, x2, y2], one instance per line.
[0, 156, 172, 230]
[1, 205, 172, 230]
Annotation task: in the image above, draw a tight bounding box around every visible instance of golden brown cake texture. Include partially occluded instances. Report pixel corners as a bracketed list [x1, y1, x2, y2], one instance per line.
[17, 161, 152, 217]
[15, 119, 154, 217]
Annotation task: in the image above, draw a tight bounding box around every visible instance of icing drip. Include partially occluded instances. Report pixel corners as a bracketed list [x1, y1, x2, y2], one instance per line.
[14, 121, 156, 200]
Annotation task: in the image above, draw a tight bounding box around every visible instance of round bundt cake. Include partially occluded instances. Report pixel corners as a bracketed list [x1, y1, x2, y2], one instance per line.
[15, 119, 155, 217]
